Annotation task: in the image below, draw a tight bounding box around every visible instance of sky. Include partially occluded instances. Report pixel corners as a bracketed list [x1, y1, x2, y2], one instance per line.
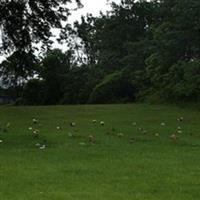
[69, 0, 120, 21]
[0, 0, 121, 63]
[51, 0, 121, 50]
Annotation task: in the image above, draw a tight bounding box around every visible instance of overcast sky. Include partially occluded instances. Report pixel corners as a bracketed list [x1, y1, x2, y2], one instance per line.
[70, 0, 121, 21]
[0, 0, 121, 63]
[52, 0, 121, 49]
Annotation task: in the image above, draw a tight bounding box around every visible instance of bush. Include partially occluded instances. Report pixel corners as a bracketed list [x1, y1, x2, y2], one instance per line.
[162, 60, 200, 102]
[22, 79, 46, 105]
[61, 66, 104, 104]
[89, 71, 135, 103]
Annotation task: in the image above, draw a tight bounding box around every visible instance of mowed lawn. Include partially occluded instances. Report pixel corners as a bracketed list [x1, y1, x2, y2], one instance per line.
[0, 104, 200, 200]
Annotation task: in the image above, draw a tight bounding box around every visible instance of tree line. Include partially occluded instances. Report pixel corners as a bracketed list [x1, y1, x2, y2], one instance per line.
[0, 0, 200, 105]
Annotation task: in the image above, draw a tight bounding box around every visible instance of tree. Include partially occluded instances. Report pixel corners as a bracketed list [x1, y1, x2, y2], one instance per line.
[161, 60, 200, 102]
[0, 0, 82, 54]
[146, 0, 200, 100]
[0, 50, 38, 90]
[0, 50, 38, 98]
[63, 0, 159, 72]
[22, 79, 46, 105]
[39, 49, 73, 104]
[89, 70, 135, 104]
[61, 65, 104, 104]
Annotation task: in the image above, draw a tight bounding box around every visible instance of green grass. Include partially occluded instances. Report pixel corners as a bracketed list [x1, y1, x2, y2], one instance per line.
[0, 104, 200, 200]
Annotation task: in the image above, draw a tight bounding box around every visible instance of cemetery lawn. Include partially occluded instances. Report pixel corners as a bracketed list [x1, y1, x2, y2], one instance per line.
[0, 104, 200, 200]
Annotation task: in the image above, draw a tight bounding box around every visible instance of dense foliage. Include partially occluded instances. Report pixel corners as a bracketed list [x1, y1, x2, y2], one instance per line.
[0, 0, 81, 54]
[1, 0, 200, 105]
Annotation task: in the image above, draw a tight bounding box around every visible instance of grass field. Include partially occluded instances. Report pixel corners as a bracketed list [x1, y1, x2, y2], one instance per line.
[0, 104, 200, 200]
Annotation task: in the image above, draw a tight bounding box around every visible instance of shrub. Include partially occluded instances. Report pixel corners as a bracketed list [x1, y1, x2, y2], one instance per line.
[22, 79, 45, 105]
[89, 71, 135, 103]
[162, 60, 200, 102]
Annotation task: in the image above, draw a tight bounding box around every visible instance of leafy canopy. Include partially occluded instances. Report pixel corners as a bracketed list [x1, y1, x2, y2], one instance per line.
[0, 0, 82, 54]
